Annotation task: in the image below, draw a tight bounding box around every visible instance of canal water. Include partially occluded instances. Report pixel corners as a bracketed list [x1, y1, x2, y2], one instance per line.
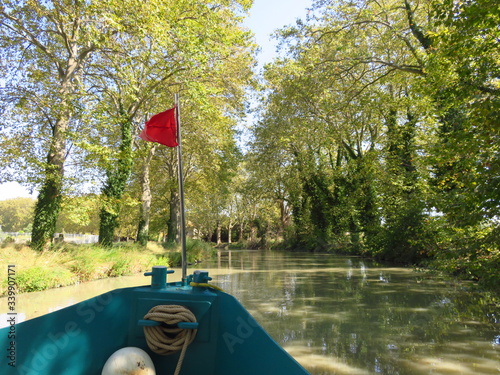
[1, 250, 498, 374]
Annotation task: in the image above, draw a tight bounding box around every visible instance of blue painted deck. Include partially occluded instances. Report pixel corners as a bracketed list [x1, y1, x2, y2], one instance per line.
[0, 269, 310, 375]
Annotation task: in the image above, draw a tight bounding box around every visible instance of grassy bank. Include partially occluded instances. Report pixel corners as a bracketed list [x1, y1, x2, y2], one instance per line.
[0, 239, 215, 295]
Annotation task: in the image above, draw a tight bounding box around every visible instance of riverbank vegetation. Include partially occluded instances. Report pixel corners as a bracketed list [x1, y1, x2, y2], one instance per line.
[0, 0, 498, 292]
[0, 239, 214, 295]
[247, 0, 500, 290]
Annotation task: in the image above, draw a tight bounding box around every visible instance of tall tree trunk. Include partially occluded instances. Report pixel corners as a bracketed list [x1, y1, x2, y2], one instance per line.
[166, 190, 180, 243]
[239, 221, 244, 242]
[99, 114, 133, 246]
[31, 170, 64, 251]
[278, 198, 290, 240]
[3, 4, 94, 251]
[228, 218, 233, 244]
[249, 224, 257, 242]
[137, 144, 156, 246]
[216, 219, 222, 245]
[31, 111, 70, 251]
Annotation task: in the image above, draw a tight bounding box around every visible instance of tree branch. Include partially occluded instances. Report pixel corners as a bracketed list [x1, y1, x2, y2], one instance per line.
[404, 0, 432, 51]
[0, 11, 54, 59]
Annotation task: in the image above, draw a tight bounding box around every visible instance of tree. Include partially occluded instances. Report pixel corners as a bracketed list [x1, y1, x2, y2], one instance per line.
[91, 0, 255, 246]
[0, 0, 126, 250]
[248, 0, 497, 282]
[0, 198, 35, 232]
[250, 0, 438, 258]
[422, 0, 500, 282]
[56, 195, 100, 234]
[427, 0, 500, 223]
[136, 143, 157, 245]
[1, 0, 256, 249]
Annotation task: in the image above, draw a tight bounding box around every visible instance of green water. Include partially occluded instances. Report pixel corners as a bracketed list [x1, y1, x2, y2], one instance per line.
[1, 250, 498, 374]
[205, 251, 499, 375]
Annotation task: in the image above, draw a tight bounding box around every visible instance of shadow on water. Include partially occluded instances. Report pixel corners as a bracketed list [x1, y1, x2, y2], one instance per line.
[1, 250, 498, 374]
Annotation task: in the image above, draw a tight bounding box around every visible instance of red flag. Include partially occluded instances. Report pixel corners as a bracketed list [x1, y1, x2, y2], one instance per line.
[139, 107, 178, 147]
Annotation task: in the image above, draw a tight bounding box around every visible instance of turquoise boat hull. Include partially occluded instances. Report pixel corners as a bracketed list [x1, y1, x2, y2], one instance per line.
[1, 269, 309, 375]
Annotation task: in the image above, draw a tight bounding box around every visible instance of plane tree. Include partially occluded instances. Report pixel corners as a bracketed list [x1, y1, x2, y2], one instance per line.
[0, 0, 255, 249]
[0, 0, 132, 250]
[251, 0, 437, 258]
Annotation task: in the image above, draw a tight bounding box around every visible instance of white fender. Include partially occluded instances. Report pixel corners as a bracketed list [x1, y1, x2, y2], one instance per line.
[102, 347, 156, 375]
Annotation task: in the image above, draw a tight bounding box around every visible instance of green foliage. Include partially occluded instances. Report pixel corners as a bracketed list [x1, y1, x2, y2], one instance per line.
[1, 236, 16, 247]
[99, 116, 134, 246]
[66, 244, 160, 280]
[136, 219, 149, 247]
[31, 179, 63, 251]
[69, 254, 101, 281]
[0, 0, 118, 251]
[154, 255, 170, 267]
[1, 0, 256, 252]
[56, 195, 100, 233]
[1, 0, 497, 290]
[107, 258, 132, 277]
[243, 0, 499, 290]
[430, 223, 500, 288]
[427, 9, 499, 230]
[373, 206, 434, 264]
[15, 266, 75, 293]
[0, 198, 35, 232]
[163, 239, 215, 266]
[0, 242, 173, 295]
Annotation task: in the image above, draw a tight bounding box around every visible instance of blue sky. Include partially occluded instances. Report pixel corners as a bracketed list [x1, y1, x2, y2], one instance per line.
[244, 0, 311, 66]
[0, 0, 312, 201]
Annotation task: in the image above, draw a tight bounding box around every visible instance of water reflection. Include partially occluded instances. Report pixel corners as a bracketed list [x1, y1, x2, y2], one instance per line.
[1, 250, 498, 374]
[205, 251, 499, 375]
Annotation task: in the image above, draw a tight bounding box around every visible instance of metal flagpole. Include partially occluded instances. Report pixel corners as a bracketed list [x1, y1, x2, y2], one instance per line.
[175, 93, 188, 283]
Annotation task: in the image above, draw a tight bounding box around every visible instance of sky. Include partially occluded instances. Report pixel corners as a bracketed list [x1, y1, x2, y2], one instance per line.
[0, 0, 312, 201]
[244, 0, 312, 66]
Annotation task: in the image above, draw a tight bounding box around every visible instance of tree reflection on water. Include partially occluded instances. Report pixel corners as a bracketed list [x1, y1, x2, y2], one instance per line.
[208, 251, 499, 375]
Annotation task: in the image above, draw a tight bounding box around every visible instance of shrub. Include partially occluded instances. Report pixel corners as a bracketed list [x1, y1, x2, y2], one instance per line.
[108, 259, 132, 277]
[1, 236, 15, 248]
[16, 266, 75, 293]
[165, 239, 215, 266]
[154, 255, 170, 267]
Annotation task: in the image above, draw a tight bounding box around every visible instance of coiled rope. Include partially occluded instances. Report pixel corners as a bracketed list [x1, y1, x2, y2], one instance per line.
[143, 305, 197, 375]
